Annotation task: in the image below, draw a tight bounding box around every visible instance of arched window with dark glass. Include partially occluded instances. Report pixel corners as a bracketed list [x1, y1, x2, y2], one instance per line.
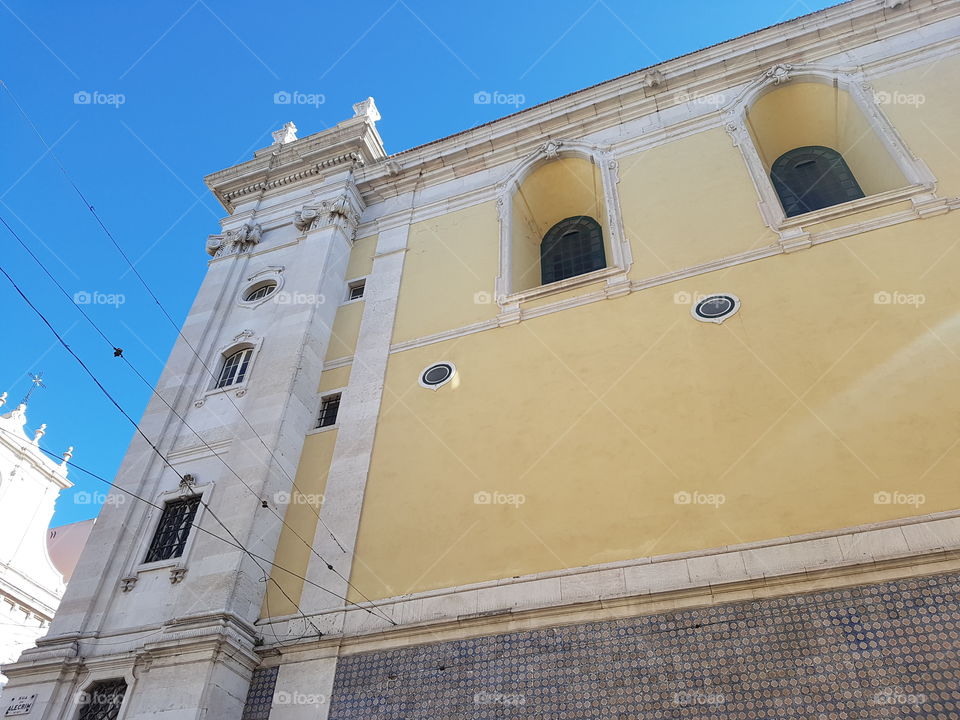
[770, 145, 865, 217]
[540, 215, 606, 285]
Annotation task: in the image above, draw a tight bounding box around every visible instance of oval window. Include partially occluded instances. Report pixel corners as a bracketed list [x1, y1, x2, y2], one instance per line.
[419, 362, 456, 389]
[692, 294, 740, 323]
[244, 282, 277, 302]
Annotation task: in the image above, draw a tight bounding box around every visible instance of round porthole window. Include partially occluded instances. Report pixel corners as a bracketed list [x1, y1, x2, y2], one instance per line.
[419, 362, 456, 390]
[691, 294, 740, 323]
[243, 281, 277, 303]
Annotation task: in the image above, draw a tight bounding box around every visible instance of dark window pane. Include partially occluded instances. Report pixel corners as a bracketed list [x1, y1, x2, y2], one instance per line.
[217, 348, 252, 388]
[540, 216, 606, 285]
[245, 283, 275, 301]
[78, 679, 127, 720]
[771, 145, 865, 217]
[317, 394, 341, 428]
[349, 281, 365, 300]
[144, 495, 201, 563]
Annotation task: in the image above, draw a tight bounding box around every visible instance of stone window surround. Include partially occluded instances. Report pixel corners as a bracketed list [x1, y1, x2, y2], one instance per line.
[201, 334, 264, 400]
[67, 673, 134, 720]
[307, 386, 347, 435]
[494, 140, 633, 317]
[238, 266, 285, 309]
[341, 275, 370, 306]
[721, 62, 942, 248]
[127, 481, 214, 578]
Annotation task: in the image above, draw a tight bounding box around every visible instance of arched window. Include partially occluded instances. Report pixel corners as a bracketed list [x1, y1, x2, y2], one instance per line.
[216, 348, 252, 388]
[540, 215, 606, 285]
[770, 146, 865, 217]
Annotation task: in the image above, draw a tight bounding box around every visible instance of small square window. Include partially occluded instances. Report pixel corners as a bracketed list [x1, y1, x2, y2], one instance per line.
[317, 393, 341, 428]
[144, 495, 201, 563]
[347, 280, 365, 301]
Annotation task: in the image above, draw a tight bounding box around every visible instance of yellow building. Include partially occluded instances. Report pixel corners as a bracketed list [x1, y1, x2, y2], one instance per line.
[4, 1, 960, 718]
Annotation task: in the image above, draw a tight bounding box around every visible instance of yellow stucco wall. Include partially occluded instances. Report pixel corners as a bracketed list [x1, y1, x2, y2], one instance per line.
[348, 211, 960, 600]
[266, 55, 960, 612]
[263, 428, 337, 616]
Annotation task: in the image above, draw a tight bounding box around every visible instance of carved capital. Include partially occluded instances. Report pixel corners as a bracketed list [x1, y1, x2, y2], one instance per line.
[293, 192, 362, 238]
[170, 567, 188, 584]
[206, 223, 263, 258]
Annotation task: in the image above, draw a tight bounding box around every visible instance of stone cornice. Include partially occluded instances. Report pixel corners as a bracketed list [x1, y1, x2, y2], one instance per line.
[201, 0, 959, 215]
[352, 0, 958, 202]
[204, 115, 386, 213]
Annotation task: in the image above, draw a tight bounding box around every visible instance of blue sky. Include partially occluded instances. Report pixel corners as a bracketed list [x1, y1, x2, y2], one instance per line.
[0, 0, 837, 525]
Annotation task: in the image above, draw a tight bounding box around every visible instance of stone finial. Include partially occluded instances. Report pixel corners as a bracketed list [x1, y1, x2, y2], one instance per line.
[352, 97, 381, 123]
[62, 446, 74, 465]
[0, 392, 7, 408]
[33, 423, 46, 444]
[271, 122, 298, 145]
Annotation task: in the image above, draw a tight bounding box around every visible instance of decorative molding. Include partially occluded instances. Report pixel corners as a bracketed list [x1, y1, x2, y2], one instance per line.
[294, 191, 363, 239]
[494, 140, 632, 307]
[271, 122, 298, 146]
[119, 577, 137, 593]
[720, 62, 942, 239]
[641, 69, 666, 89]
[258, 509, 960, 650]
[205, 223, 262, 258]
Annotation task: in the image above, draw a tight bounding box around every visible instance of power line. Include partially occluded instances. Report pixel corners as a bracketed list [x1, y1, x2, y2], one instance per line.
[0, 213, 396, 626]
[1, 78, 357, 566]
[0, 422, 389, 638]
[0, 261, 335, 638]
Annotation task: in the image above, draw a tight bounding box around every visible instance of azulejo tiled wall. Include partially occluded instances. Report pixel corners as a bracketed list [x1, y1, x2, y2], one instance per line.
[328, 573, 960, 719]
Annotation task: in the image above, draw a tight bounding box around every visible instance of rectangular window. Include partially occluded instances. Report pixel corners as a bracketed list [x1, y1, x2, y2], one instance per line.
[317, 393, 341, 428]
[144, 495, 201, 563]
[347, 280, 365, 301]
[79, 679, 127, 720]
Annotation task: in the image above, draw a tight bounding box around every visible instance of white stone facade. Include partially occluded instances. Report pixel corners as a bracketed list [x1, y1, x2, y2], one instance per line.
[2, 1, 960, 718]
[0, 396, 73, 690]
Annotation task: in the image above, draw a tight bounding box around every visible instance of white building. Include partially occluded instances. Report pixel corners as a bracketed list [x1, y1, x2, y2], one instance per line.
[0, 394, 75, 690]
